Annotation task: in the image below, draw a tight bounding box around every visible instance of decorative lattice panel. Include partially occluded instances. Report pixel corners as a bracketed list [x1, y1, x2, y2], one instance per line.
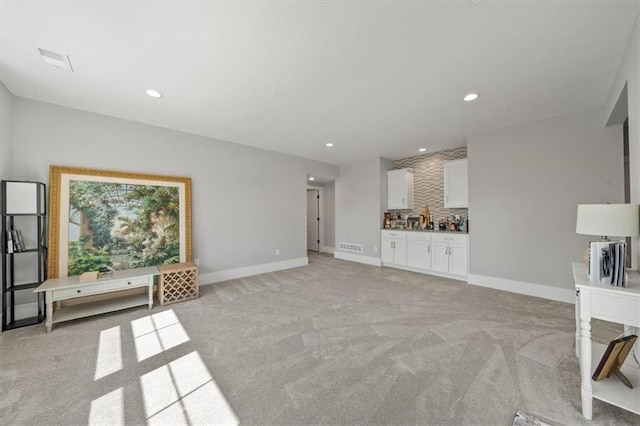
[158, 262, 199, 306]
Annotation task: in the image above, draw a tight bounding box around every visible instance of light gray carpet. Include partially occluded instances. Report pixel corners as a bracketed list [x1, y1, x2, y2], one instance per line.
[0, 252, 638, 425]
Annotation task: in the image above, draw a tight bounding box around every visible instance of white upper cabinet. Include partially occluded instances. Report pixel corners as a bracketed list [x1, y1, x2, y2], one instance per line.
[387, 168, 414, 210]
[444, 159, 468, 208]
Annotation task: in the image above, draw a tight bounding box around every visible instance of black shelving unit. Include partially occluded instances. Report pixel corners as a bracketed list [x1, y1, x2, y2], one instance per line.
[1, 180, 47, 331]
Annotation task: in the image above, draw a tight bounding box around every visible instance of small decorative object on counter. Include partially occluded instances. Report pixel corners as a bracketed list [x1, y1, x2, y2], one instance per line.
[383, 212, 392, 228]
[419, 215, 427, 229]
[423, 204, 431, 226]
[459, 216, 467, 233]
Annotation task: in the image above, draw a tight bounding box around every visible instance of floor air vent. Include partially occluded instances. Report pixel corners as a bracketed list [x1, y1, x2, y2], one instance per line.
[338, 242, 363, 253]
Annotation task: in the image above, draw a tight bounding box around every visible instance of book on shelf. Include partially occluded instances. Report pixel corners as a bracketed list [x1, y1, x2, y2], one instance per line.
[14, 229, 25, 252]
[589, 240, 627, 287]
[5, 229, 27, 253]
[6, 231, 13, 253]
[10, 229, 25, 252]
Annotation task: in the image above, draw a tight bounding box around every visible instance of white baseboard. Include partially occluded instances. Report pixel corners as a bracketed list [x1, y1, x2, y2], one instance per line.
[199, 257, 308, 285]
[467, 273, 574, 304]
[321, 246, 335, 254]
[382, 263, 467, 282]
[334, 251, 381, 266]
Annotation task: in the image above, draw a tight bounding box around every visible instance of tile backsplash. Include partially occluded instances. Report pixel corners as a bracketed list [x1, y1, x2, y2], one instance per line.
[393, 146, 468, 219]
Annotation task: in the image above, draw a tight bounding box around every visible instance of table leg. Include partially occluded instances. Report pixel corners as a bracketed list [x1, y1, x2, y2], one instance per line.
[45, 291, 53, 333]
[148, 279, 153, 309]
[579, 291, 593, 420]
[575, 289, 580, 358]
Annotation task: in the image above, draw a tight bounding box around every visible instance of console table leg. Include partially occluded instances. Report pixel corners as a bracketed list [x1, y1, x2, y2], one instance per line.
[45, 292, 53, 333]
[575, 290, 581, 358]
[580, 317, 593, 420]
[148, 280, 153, 309]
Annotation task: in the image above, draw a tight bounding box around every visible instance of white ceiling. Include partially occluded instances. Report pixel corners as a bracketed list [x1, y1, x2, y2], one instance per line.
[1, 1, 639, 165]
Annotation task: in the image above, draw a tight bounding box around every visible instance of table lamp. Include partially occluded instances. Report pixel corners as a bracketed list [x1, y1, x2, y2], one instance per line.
[576, 204, 639, 241]
[576, 204, 640, 282]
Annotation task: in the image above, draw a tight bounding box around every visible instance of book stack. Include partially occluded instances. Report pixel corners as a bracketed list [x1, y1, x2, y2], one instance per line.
[5, 230, 26, 253]
[589, 240, 627, 287]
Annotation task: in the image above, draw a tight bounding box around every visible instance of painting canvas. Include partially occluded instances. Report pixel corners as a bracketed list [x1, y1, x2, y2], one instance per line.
[48, 166, 192, 278]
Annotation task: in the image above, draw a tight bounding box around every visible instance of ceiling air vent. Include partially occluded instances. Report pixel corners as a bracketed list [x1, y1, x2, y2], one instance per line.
[37, 48, 73, 72]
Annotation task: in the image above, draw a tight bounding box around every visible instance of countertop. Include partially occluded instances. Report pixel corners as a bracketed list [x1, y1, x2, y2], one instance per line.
[382, 228, 468, 234]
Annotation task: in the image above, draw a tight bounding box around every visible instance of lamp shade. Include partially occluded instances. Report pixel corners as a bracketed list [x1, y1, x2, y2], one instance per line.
[576, 204, 640, 237]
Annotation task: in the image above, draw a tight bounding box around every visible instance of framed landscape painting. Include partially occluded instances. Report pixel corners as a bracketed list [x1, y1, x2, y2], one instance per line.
[48, 166, 192, 278]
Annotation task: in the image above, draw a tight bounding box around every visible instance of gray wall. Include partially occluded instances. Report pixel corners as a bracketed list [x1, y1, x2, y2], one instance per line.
[10, 98, 339, 277]
[0, 82, 13, 317]
[0, 82, 13, 180]
[335, 157, 392, 260]
[468, 107, 623, 291]
[323, 181, 335, 250]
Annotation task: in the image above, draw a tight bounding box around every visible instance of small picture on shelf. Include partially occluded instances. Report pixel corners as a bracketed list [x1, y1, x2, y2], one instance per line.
[592, 335, 638, 388]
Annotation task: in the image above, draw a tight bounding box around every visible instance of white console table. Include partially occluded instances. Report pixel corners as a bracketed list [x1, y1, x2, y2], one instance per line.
[573, 262, 640, 420]
[34, 266, 159, 332]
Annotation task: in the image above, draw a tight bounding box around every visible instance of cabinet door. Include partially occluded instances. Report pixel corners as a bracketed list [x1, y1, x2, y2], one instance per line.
[444, 160, 468, 208]
[448, 242, 468, 277]
[407, 240, 430, 270]
[393, 238, 407, 266]
[381, 238, 394, 264]
[431, 242, 450, 273]
[387, 170, 413, 209]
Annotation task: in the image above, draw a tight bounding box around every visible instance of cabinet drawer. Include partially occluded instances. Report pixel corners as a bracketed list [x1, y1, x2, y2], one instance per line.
[431, 233, 467, 244]
[104, 276, 149, 291]
[591, 291, 640, 327]
[53, 283, 104, 300]
[407, 232, 431, 242]
[381, 230, 406, 240]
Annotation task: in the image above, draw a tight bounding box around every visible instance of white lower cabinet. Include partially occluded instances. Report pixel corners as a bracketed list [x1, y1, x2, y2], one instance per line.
[381, 230, 467, 280]
[381, 231, 407, 266]
[431, 233, 468, 277]
[431, 241, 450, 274]
[407, 232, 431, 270]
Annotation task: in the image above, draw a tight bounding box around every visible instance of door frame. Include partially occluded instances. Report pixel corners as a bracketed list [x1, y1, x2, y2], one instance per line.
[307, 185, 325, 252]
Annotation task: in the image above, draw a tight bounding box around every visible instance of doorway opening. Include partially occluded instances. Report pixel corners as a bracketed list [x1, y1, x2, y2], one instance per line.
[307, 189, 320, 251]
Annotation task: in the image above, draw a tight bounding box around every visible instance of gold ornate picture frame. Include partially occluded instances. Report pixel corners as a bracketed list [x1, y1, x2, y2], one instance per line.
[48, 166, 192, 278]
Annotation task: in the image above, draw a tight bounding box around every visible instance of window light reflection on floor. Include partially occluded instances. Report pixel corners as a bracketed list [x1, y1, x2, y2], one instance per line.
[131, 309, 191, 362]
[89, 387, 124, 426]
[140, 351, 239, 426]
[94, 326, 123, 380]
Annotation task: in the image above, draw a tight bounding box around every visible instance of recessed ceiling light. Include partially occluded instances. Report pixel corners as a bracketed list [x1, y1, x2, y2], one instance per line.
[309, 177, 315, 181]
[145, 89, 163, 98]
[463, 92, 479, 102]
[418, 148, 427, 152]
[326, 143, 334, 147]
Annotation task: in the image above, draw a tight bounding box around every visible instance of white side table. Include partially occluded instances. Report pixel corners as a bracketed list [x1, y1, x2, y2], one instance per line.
[573, 262, 640, 419]
[34, 266, 159, 332]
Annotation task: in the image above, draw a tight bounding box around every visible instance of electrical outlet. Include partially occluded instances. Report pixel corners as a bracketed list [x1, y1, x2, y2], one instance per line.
[194, 259, 200, 266]
[275, 249, 280, 256]
[374, 246, 378, 252]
